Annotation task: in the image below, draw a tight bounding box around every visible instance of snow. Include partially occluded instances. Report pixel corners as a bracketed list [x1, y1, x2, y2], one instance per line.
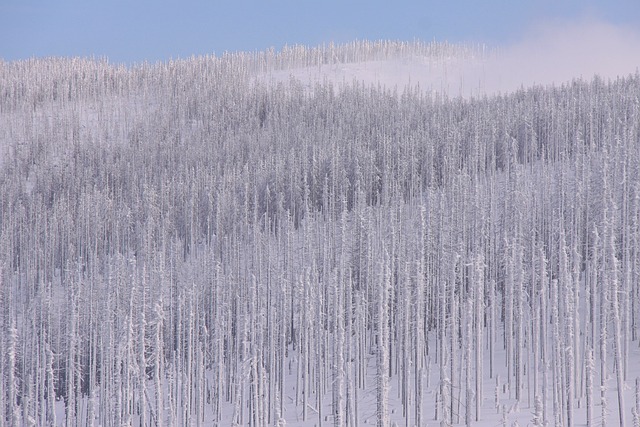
[50, 326, 640, 426]
[260, 55, 492, 98]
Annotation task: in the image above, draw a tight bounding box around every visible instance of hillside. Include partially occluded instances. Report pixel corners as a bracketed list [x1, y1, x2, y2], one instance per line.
[1, 41, 640, 426]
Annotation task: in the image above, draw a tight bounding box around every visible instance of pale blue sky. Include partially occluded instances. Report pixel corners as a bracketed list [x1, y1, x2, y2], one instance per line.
[1, 0, 639, 64]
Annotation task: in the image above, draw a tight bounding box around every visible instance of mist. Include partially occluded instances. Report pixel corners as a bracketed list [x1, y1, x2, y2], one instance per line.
[479, 18, 640, 96]
[265, 18, 640, 98]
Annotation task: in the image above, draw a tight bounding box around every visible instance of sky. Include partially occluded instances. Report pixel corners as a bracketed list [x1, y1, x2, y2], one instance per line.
[1, 0, 640, 65]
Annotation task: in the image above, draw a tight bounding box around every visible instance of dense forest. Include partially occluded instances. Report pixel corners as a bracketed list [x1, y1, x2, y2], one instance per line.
[1, 41, 640, 426]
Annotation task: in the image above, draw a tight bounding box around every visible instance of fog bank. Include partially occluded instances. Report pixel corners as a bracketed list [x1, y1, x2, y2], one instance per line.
[481, 18, 640, 96]
[264, 19, 640, 97]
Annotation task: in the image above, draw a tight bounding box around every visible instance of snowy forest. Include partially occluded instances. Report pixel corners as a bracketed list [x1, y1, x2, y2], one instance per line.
[1, 41, 640, 426]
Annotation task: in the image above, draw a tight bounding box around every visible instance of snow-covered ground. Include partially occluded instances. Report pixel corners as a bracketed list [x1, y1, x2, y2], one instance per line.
[52, 324, 640, 426]
[260, 54, 491, 98]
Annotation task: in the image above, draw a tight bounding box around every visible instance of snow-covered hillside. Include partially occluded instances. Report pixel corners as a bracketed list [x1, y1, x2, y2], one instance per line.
[260, 52, 491, 98]
[1, 41, 640, 426]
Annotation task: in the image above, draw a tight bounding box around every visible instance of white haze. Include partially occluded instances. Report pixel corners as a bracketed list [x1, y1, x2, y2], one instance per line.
[484, 19, 640, 95]
[264, 19, 640, 97]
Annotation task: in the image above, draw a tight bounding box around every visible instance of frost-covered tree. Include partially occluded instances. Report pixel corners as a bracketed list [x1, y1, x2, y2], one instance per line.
[1, 42, 639, 426]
